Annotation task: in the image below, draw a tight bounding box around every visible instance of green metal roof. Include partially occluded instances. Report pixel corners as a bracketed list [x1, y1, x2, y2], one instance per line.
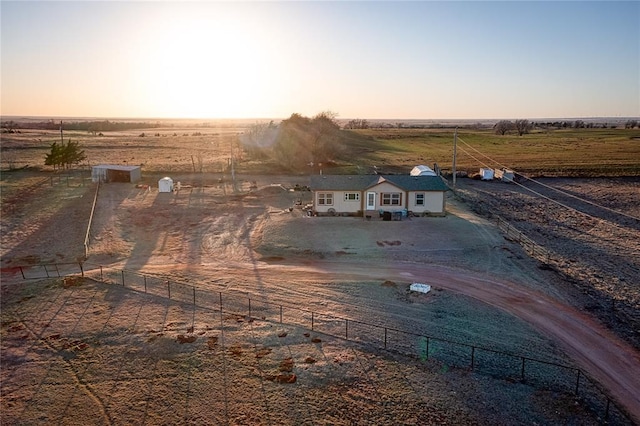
[310, 174, 449, 192]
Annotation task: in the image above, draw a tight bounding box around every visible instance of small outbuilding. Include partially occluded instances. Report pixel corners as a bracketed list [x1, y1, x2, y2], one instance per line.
[91, 164, 141, 183]
[495, 168, 515, 182]
[479, 168, 494, 180]
[158, 177, 174, 193]
[410, 165, 437, 177]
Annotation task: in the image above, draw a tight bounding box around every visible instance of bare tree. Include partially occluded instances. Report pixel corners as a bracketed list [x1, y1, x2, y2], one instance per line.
[514, 119, 532, 136]
[344, 119, 370, 129]
[494, 120, 514, 135]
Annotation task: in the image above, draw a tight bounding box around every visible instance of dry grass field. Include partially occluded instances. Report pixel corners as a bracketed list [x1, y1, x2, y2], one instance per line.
[2, 123, 639, 424]
[2, 276, 602, 426]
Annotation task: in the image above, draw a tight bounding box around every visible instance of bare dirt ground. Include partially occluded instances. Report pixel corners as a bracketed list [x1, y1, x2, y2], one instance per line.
[454, 177, 640, 348]
[2, 167, 639, 424]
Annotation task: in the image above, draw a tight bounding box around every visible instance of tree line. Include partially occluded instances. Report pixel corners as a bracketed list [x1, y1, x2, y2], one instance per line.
[7, 120, 163, 134]
[492, 119, 639, 135]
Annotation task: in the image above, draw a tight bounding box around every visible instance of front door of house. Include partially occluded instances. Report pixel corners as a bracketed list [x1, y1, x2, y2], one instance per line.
[366, 191, 376, 210]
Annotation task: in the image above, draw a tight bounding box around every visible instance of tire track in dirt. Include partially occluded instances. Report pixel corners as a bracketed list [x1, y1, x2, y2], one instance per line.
[8, 293, 114, 425]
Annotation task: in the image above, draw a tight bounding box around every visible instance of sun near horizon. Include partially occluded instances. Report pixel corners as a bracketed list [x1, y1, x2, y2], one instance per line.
[1, 2, 638, 121]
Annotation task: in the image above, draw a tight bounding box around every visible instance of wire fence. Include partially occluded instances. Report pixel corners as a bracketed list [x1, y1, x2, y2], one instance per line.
[5, 261, 634, 424]
[494, 215, 553, 263]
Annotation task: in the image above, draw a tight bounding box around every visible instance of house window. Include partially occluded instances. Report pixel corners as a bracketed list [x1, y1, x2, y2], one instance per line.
[344, 192, 360, 202]
[415, 193, 425, 206]
[381, 193, 401, 206]
[317, 192, 333, 205]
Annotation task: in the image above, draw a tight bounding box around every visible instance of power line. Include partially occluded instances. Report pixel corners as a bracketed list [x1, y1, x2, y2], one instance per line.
[455, 144, 597, 219]
[456, 137, 640, 222]
[454, 144, 640, 246]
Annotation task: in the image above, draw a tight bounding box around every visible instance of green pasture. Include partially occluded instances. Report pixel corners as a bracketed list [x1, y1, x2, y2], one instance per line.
[336, 128, 640, 176]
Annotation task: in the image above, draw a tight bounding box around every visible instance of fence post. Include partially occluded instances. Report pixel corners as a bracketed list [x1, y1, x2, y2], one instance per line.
[77, 263, 82, 278]
[121, 271, 125, 286]
[471, 346, 475, 370]
[44, 264, 50, 278]
[55, 263, 61, 277]
[311, 312, 314, 330]
[384, 328, 387, 350]
[19, 266, 25, 280]
[345, 319, 349, 340]
[193, 287, 196, 305]
[280, 305, 283, 323]
[248, 298, 251, 318]
[100, 265, 103, 281]
[144, 275, 147, 292]
[219, 292, 223, 313]
[426, 337, 429, 360]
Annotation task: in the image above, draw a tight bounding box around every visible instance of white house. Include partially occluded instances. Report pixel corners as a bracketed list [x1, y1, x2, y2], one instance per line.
[158, 177, 174, 192]
[309, 174, 449, 217]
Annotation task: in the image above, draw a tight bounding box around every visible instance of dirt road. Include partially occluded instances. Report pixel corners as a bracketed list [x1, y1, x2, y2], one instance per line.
[98, 256, 639, 423]
[290, 260, 640, 421]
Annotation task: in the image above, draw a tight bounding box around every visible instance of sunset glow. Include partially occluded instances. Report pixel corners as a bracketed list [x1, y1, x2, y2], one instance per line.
[129, 8, 287, 118]
[1, 1, 638, 120]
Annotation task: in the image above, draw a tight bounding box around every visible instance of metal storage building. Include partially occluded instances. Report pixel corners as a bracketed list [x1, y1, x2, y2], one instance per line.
[91, 165, 141, 183]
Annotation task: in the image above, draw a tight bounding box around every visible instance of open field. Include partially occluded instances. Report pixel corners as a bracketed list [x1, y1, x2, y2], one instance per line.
[1, 124, 640, 176]
[349, 128, 640, 176]
[2, 123, 640, 424]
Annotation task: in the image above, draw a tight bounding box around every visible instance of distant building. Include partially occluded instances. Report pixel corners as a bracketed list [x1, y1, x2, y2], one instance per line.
[91, 165, 141, 183]
[479, 168, 494, 180]
[495, 168, 515, 182]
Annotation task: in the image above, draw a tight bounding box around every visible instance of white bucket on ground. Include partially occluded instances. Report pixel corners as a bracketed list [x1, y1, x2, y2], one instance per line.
[410, 283, 431, 293]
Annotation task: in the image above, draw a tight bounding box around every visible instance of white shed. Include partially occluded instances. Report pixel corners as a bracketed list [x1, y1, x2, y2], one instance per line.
[410, 165, 437, 177]
[495, 168, 515, 182]
[480, 168, 494, 180]
[158, 177, 174, 193]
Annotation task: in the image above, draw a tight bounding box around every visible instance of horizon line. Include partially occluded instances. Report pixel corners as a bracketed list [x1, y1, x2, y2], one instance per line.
[2, 115, 638, 123]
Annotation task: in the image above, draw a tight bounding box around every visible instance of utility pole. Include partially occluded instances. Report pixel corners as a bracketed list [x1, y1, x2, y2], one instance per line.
[60, 120, 64, 144]
[230, 140, 236, 192]
[452, 127, 458, 187]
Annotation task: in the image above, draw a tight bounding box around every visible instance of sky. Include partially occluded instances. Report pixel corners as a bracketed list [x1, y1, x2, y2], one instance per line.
[1, 1, 639, 120]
